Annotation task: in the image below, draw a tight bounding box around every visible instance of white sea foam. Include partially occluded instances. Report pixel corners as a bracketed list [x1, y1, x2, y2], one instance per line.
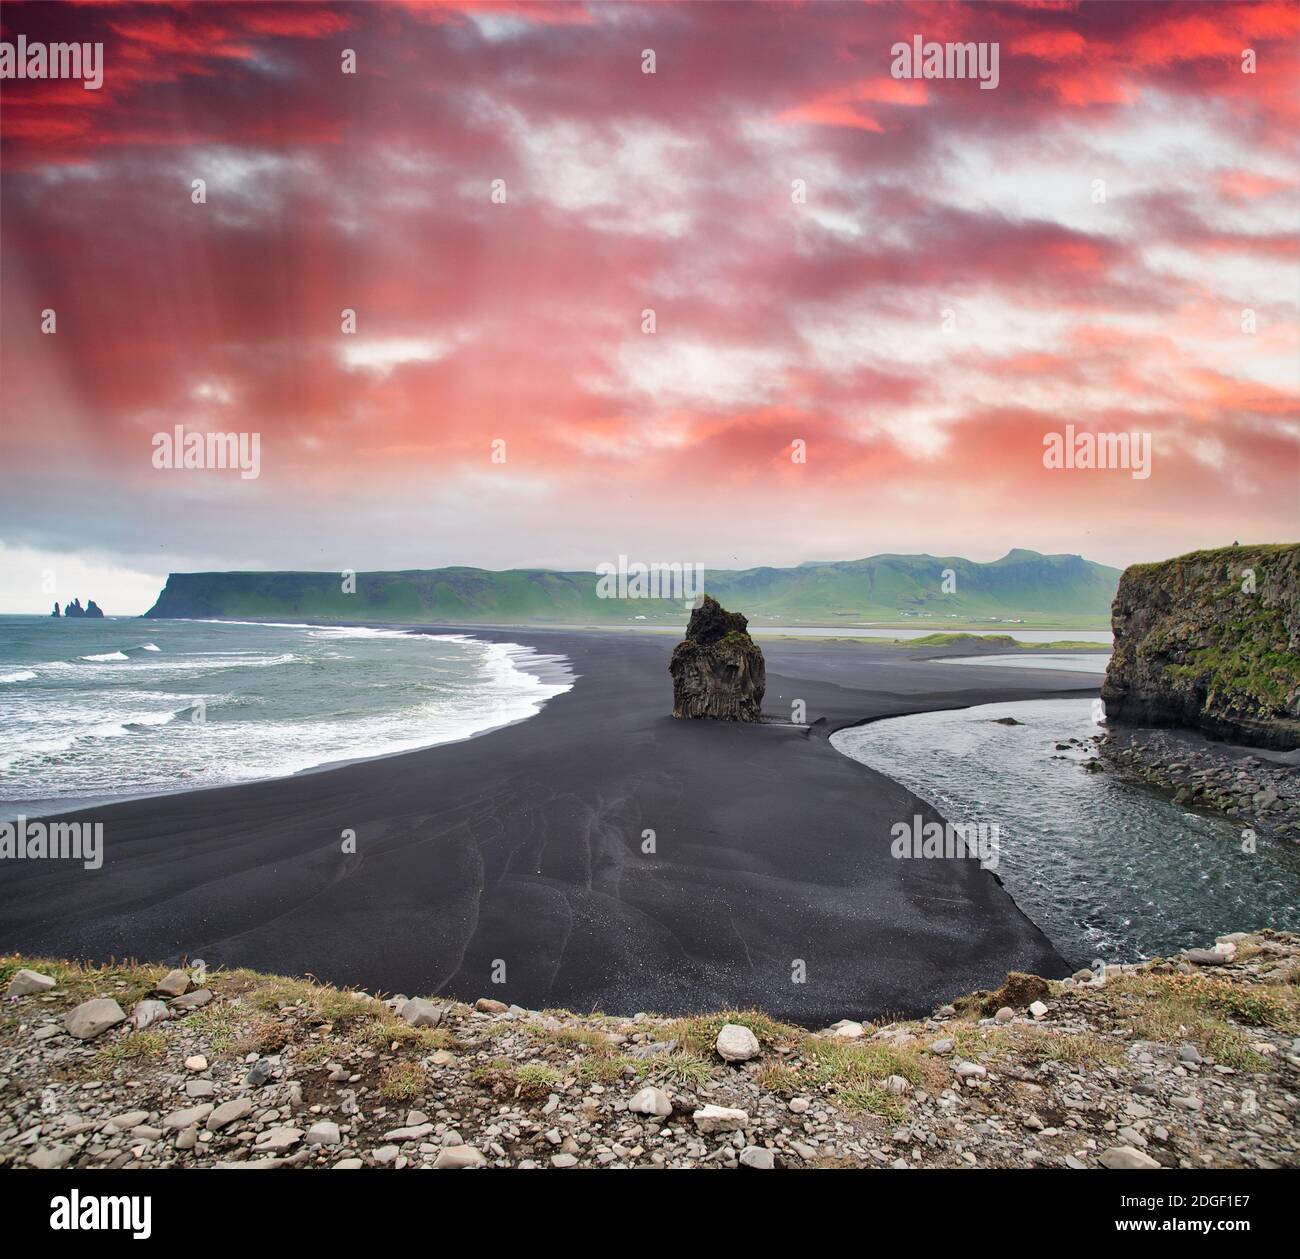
[0, 621, 572, 814]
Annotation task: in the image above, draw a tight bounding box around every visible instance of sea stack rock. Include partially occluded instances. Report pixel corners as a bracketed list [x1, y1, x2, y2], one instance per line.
[670, 595, 765, 721]
[1101, 543, 1300, 750]
[51, 602, 60, 617]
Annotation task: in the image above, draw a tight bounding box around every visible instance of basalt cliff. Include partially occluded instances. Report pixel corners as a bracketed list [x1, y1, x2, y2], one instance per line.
[1101, 543, 1300, 750]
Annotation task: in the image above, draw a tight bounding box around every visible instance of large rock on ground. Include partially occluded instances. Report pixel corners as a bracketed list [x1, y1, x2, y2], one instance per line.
[131, 999, 171, 1030]
[433, 1145, 487, 1169]
[207, 1099, 253, 1132]
[669, 595, 765, 721]
[153, 969, 191, 998]
[716, 1023, 761, 1062]
[628, 1086, 673, 1118]
[1101, 544, 1300, 750]
[6, 968, 55, 997]
[1100, 1145, 1162, 1169]
[63, 998, 126, 1040]
[692, 1104, 749, 1134]
[400, 997, 446, 1028]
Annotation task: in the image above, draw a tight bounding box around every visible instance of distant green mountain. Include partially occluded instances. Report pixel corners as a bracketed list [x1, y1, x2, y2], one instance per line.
[143, 550, 1121, 627]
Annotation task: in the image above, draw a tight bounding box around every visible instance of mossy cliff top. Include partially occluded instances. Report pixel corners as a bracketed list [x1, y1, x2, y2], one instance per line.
[1101, 543, 1300, 750]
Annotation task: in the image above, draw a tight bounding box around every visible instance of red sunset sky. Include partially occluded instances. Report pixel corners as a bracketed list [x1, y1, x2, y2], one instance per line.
[1, 0, 1297, 613]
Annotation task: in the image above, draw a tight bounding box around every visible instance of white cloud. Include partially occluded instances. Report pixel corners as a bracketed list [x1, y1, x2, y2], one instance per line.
[593, 338, 788, 409]
[497, 109, 697, 237]
[341, 337, 452, 376]
[466, 13, 533, 43]
[193, 380, 234, 405]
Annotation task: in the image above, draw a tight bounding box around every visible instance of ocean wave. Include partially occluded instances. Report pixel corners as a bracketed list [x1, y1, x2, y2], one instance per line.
[196, 620, 437, 646]
[308, 626, 417, 641]
[0, 624, 574, 808]
[0, 708, 186, 770]
[122, 711, 181, 732]
[73, 651, 300, 675]
[0, 669, 37, 683]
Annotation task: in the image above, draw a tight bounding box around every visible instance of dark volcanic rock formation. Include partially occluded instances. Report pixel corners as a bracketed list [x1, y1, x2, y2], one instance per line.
[61, 598, 105, 619]
[1101, 543, 1300, 750]
[669, 595, 765, 721]
[51, 603, 60, 617]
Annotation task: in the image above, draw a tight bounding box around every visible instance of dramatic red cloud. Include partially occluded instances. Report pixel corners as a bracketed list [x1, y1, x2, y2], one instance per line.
[1, 0, 1296, 600]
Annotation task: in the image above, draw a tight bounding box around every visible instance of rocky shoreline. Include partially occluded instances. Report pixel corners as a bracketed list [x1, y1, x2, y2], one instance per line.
[1098, 727, 1300, 842]
[3, 932, 1296, 1170]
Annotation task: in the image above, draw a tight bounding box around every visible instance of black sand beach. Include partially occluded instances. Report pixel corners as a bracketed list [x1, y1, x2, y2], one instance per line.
[0, 631, 1101, 1025]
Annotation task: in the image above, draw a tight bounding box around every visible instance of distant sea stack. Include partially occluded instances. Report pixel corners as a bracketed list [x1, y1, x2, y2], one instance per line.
[1101, 543, 1300, 750]
[60, 598, 105, 619]
[670, 595, 765, 721]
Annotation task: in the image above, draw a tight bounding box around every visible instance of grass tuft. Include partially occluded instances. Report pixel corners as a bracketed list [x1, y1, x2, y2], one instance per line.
[515, 1063, 563, 1099]
[95, 1031, 167, 1062]
[664, 1009, 794, 1057]
[754, 1062, 800, 1094]
[377, 1061, 426, 1101]
[651, 1052, 714, 1088]
[1101, 972, 1297, 1068]
[471, 1058, 564, 1099]
[576, 1054, 633, 1083]
[179, 1004, 244, 1055]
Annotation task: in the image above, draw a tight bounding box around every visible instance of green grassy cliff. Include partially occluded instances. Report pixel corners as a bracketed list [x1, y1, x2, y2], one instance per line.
[143, 550, 1121, 626]
[1101, 543, 1300, 749]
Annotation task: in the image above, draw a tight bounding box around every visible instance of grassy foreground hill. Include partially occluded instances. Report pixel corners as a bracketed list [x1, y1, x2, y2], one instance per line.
[143, 549, 1120, 626]
[3, 932, 1296, 1170]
